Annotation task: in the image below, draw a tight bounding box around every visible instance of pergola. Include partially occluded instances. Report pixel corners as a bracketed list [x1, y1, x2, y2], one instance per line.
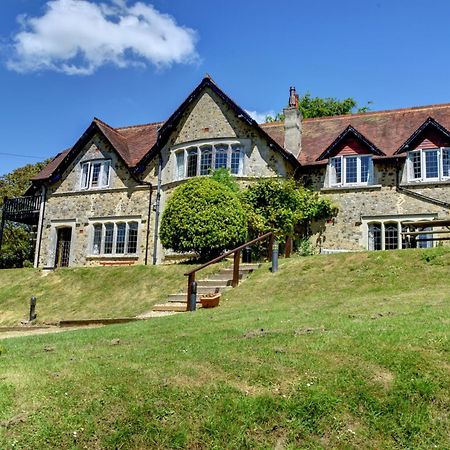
[401, 219, 450, 246]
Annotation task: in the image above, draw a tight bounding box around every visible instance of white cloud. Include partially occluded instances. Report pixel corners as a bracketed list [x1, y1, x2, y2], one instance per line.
[245, 109, 276, 123]
[7, 0, 198, 75]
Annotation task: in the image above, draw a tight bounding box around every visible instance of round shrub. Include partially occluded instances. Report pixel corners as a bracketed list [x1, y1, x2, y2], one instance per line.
[160, 178, 247, 260]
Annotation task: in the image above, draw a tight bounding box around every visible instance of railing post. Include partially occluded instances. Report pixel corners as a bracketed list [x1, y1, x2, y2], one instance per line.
[285, 236, 292, 258]
[268, 234, 274, 261]
[272, 240, 279, 273]
[187, 273, 195, 311]
[232, 249, 241, 288]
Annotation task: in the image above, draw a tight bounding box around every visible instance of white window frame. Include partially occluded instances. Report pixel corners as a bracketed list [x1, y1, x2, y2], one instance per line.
[173, 140, 246, 181]
[407, 147, 450, 182]
[89, 220, 140, 257]
[329, 155, 373, 187]
[363, 215, 437, 251]
[80, 159, 111, 190]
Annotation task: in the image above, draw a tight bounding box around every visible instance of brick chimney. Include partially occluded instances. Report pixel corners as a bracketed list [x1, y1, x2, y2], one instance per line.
[283, 86, 302, 158]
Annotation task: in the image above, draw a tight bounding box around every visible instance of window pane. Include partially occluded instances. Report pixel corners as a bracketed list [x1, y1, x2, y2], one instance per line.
[91, 163, 102, 187]
[442, 148, 450, 178]
[384, 223, 398, 250]
[81, 163, 89, 189]
[410, 151, 421, 179]
[186, 148, 198, 177]
[330, 157, 342, 184]
[231, 144, 242, 175]
[104, 224, 114, 254]
[215, 144, 228, 169]
[176, 152, 185, 179]
[92, 224, 102, 255]
[368, 223, 382, 250]
[127, 222, 138, 254]
[200, 146, 212, 175]
[417, 227, 432, 249]
[101, 161, 110, 187]
[360, 156, 371, 183]
[425, 150, 439, 178]
[345, 157, 357, 183]
[116, 223, 126, 254]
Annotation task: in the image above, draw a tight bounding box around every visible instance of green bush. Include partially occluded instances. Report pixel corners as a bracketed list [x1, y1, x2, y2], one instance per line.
[241, 178, 335, 241]
[160, 178, 247, 260]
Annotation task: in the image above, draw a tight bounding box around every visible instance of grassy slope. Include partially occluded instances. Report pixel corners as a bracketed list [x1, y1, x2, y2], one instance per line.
[0, 263, 226, 325]
[0, 249, 449, 449]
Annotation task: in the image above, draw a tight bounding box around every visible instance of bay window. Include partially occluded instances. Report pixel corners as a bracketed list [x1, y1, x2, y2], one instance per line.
[407, 148, 450, 182]
[329, 155, 373, 187]
[80, 160, 111, 189]
[90, 221, 139, 256]
[175, 141, 244, 180]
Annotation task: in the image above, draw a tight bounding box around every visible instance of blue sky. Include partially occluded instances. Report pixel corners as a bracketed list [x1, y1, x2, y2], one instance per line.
[1, 0, 450, 176]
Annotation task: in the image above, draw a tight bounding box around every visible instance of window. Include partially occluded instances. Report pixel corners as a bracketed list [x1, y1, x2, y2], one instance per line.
[80, 160, 111, 189]
[90, 222, 139, 256]
[329, 155, 373, 186]
[407, 147, 450, 182]
[366, 218, 436, 251]
[175, 141, 245, 179]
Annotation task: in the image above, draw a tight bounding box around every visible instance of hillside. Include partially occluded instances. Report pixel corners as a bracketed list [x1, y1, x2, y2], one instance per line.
[0, 262, 227, 326]
[0, 249, 449, 448]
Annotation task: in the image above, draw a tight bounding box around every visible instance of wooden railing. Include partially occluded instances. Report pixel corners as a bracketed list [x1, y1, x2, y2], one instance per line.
[184, 231, 294, 309]
[3, 196, 41, 218]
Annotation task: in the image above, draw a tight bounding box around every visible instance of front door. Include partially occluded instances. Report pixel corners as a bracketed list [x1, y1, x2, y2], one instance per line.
[55, 227, 72, 267]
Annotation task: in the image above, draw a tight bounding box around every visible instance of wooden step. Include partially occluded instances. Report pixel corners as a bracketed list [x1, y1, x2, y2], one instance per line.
[152, 303, 187, 312]
[197, 279, 231, 287]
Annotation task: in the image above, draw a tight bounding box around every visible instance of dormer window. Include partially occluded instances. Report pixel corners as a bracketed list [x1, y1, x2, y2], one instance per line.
[329, 155, 373, 187]
[80, 160, 111, 189]
[174, 141, 245, 180]
[407, 148, 450, 182]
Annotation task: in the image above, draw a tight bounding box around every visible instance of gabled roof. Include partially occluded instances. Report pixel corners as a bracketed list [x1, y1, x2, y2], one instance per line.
[316, 125, 384, 161]
[261, 102, 450, 165]
[395, 117, 450, 154]
[33, 76, 299, 183]
[134, 76, 299, 173]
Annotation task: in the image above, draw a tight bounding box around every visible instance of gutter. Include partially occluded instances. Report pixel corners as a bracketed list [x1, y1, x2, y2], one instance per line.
[152, 154, 163, 265]
[140, 180, 153, 265]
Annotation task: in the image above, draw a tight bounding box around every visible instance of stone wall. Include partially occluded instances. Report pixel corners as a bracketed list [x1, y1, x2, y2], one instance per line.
[308, 160, 450, 251]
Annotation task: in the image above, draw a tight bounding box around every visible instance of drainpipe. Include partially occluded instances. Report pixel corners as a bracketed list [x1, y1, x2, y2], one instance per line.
[35, 185, 47, 268]
[0, 198, 6, 256]
[143, 181, 153, 265]
[152, 154, 163, 265]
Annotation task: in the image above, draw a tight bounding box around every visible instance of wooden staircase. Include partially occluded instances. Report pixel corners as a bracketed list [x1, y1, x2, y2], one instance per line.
[151, 263, 261, 312]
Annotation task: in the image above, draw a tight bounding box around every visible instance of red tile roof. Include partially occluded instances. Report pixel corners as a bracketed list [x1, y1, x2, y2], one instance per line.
[261, 103, 450, 165]
[33, 102, 450, 182]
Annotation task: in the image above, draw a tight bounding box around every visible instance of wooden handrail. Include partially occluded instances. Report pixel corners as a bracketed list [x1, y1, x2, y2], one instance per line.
[184, 231, 274, 311]
[184, 231, 273, 276]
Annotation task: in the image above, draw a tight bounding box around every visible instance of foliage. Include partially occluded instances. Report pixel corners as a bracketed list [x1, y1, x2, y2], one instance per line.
[160, 178, 247, 260]
[297, 238, 315, 256]
[0, 161, 47, 268]
[241, 178, 335, 240]
[210, 168, 239, 192]
[266, 92, 372, 121]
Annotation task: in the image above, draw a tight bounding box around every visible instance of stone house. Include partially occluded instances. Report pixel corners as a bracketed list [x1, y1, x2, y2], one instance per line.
[3, 76, 450, 268]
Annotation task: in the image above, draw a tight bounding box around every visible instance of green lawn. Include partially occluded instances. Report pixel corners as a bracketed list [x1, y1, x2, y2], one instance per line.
[0, 248, 449, 448]
[0, 262, 226, 325]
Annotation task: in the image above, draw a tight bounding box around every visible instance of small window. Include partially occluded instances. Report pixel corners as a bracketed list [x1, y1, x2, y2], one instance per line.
[329, 155, 372, 187]
[442, 148, 450, 178]
[104, 224, 114, 254]
[186, 148, 198, 178]
[384, 223, 398, 250]
[80, 160, 111, 189]
[176, 152, 185, 179]
[330, 157, 342, 185]
[127, 222, 138, 254]
[368, 223, 382, 250]
[214, 144, 228, 169]
[345, 156, 358, 184]
[407, 147, 450, 182]
[92, 224, 102, 255]
[116, 223, 126, 254]
[200, 145, 213, 176]
[409, 151, 422, 179]
[424, 149, 439, 179]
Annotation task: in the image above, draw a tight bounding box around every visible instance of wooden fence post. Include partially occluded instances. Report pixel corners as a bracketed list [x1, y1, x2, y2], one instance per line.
[232, 250, 241, 288]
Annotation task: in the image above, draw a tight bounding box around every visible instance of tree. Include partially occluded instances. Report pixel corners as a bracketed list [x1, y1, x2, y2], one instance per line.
[160, 178, 247, 261]
[241, 178, 335, 241]
[266, 93, 372, 121]
[0, 161, 48, 268]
